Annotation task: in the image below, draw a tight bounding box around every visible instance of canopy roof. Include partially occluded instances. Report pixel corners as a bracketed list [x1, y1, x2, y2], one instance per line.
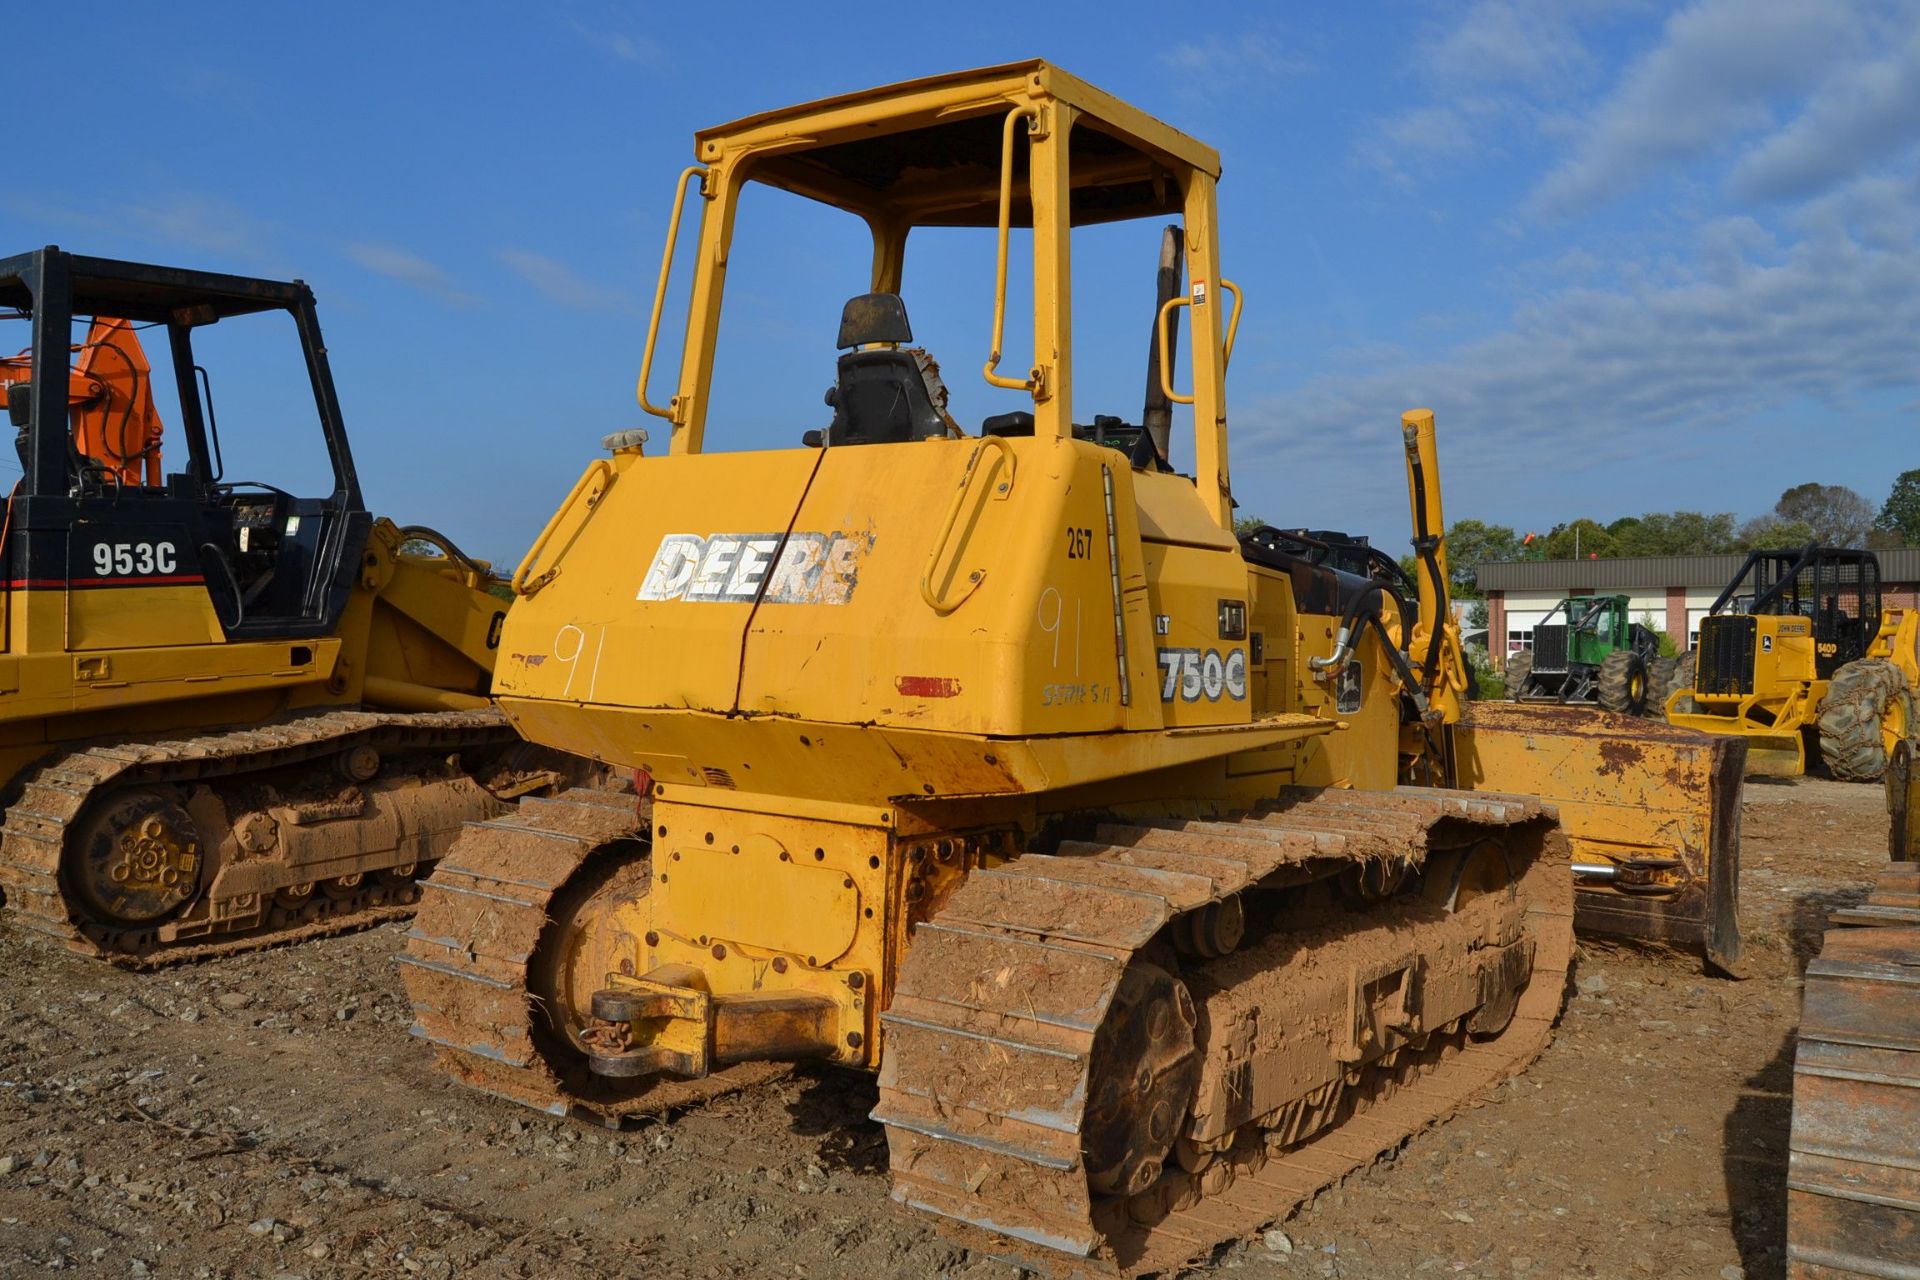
[695, 60, 1222, 228]
[0, 249, 307, 322]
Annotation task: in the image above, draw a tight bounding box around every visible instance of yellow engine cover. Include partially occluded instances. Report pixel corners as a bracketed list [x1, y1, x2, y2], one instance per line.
[497, 435, 1321, 805]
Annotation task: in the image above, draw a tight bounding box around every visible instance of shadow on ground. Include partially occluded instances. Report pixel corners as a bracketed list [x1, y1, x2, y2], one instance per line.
[1721, 874, 1875, 1280]
[787, 1065, 890, 1175]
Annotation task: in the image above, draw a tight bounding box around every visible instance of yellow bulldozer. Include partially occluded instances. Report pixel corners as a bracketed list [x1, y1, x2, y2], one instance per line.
[0, 248, 575, 963]
[1666, 545, 1918, 779]
[400, 63, 1744, 1273]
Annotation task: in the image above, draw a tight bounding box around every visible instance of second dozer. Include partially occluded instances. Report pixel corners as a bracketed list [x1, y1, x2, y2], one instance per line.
[0, 250, 575, 963]
[403, 63, 1743, 1273]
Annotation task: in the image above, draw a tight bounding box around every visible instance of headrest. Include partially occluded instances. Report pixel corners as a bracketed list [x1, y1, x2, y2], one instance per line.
[836, 293, 912, 349]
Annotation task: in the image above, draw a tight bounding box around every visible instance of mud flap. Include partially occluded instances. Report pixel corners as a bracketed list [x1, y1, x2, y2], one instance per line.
[1451, 703, 1745, 974]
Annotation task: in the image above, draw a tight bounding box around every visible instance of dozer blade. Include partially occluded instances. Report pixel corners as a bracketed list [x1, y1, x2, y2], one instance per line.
[1735, 732, 1804, 778]
[1666, 712, 1806, 778]
[1453, 702, 1744, 972]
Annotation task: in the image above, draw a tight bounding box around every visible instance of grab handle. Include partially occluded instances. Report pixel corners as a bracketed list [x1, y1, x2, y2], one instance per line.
[636, 166, 709, 424]
[983, 106, 1043, 394]
[513, 459, 612, 596]
[1155, 278, 1244, 406]
[921, 436, 1016, 614]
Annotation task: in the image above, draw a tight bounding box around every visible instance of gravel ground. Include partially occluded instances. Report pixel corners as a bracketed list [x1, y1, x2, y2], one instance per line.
[0, 776, 1888, 1279]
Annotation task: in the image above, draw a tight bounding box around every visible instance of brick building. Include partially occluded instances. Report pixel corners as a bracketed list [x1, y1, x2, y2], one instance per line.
[1478, 548, 1920, 669]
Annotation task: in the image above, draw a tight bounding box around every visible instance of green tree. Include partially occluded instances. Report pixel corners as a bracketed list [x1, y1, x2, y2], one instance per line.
[1442, 519, 1522, 595]
[1638, 611, 1681, 658]
[1231, 514, 1266, 537]
[1875, 469, 1920, 547]
[1774, 482, 1874, 547]
[1869, 527, 1908, 550]
[1736, 515, 1817, 550]
[1540, 518, 1616, 560]
[1610, 510, 1738, 557]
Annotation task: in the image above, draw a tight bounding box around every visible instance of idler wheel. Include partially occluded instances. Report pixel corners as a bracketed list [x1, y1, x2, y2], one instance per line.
[1082, 962, 1200, 1197]
[66, 789, 202, 927]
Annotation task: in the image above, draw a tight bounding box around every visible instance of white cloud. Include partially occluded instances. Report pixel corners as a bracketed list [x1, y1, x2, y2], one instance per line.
[1423, 0, 1604, 89]
[1526, 0, 1862, 216]
[1356, 0, 1617, 183]
[1358, 100, 1501, 184]
[569, 19, 663, 67]
[1159, 29, 1316, 100]
[7, 192, 280, 267]
[344, 242, 477, 307]
[1731, 23, 1920, 201]
[1235, 170, 1920, 519]
[496, 249, 631, 311]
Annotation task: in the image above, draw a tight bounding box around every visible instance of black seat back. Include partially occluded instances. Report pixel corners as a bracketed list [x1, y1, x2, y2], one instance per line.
[829, 349, 947, 445]
[826, 292, 946, 446]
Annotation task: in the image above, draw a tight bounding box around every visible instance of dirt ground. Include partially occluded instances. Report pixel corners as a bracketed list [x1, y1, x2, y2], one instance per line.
[0, 776, 1889, 1280]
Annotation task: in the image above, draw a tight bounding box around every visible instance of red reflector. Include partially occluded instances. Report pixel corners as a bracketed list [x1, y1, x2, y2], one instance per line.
[895, 675, 962, 698]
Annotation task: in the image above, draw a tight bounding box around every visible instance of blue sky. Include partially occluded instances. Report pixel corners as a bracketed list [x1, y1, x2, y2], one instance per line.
[5, 1, 1916, 563]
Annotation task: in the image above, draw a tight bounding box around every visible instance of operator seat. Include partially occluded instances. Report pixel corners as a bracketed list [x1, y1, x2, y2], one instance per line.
[822, 293, 951, 446]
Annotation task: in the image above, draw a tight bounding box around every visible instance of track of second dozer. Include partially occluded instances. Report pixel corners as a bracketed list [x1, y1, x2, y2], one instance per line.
[0, 708, 519, 966]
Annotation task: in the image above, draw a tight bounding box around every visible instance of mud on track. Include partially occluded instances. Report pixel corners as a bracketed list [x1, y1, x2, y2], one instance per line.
[0, 777, 1888, 1279]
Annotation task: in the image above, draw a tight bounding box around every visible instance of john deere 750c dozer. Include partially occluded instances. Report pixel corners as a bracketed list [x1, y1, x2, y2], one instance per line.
[0, 249, 572, 963]
[402, 64, 1743, 1273]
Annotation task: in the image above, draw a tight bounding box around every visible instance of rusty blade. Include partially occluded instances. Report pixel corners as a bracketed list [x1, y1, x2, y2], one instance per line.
[1454, 701, 1745, 971]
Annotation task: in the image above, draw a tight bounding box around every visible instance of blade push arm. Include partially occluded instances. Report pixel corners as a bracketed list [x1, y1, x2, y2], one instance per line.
[1400, 408, 1468, 726]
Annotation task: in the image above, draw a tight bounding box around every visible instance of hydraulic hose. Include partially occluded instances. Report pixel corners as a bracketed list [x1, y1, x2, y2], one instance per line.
[397, 524, 497, 581]
[1307, 580, 1428, 713]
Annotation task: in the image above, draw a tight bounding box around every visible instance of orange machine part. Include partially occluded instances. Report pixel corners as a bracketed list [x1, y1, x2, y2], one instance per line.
[0, 318, 164, 486]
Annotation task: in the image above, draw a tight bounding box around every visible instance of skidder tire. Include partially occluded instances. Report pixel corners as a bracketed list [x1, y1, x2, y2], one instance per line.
[1670, 651, 1698, 715]
[1597, 649, 1650, 715]
[1645, 655, 1677, 717]
[1504, 650, 1533, 701]
[1817, 658, 1916, 783]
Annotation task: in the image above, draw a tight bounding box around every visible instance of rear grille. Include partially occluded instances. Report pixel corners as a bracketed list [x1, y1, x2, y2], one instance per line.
[1531, 624, 1568, 673]
[1696, 616, 1756, 696]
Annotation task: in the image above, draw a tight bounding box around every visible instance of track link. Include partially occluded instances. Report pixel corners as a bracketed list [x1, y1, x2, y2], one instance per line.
[1788, 861, 1920, 1278]
[872, 787, 1574, 1276]
[0, 709, 514, 966]
[400, 788, 785, 1120]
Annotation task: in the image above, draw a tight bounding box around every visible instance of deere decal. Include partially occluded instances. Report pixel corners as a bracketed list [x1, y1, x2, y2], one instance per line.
[637, 531, 872, 604]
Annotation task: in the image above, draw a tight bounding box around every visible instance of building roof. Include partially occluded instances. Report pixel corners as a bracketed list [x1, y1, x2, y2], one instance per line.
[1479, 547, 1920, 592]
